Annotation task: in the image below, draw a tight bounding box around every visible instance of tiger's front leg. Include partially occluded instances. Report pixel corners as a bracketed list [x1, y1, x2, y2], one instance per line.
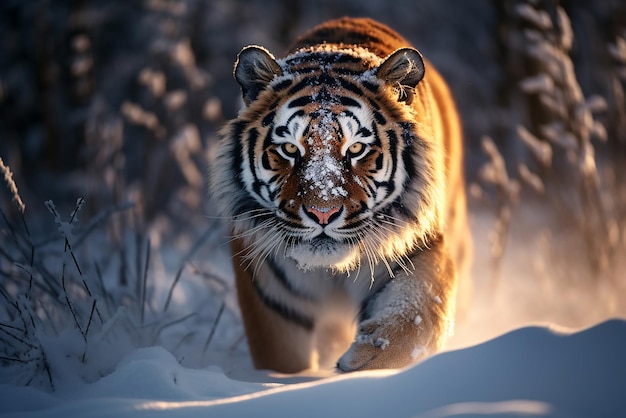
[337, 235, 457, 371]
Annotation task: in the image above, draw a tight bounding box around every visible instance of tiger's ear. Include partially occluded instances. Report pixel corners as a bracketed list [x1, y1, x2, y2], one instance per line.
[234, 46, 283, 105]
[376, 48, 425, 105]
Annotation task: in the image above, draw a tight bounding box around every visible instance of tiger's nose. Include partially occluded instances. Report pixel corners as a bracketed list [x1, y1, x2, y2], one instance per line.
[303, 205, 342, 225]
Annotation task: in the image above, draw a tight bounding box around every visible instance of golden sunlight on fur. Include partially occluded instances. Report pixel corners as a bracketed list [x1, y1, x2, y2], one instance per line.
[210, 17, 470, 373]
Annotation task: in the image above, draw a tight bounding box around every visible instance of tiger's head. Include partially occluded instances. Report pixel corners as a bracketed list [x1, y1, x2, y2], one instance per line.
[211, 45, 446, 272]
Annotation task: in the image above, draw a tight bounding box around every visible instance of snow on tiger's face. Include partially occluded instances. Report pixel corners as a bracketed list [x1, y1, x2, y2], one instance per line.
[243, 83, 412, 270]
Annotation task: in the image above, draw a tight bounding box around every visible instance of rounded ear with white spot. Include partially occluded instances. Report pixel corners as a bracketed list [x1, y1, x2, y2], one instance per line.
[234, 45, 283, 105]
[376, 48, 425, 105]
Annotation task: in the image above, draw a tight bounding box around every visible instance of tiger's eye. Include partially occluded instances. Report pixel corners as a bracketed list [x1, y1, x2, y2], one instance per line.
[347, 142, 366, 158]
[281, 143, 299, 158]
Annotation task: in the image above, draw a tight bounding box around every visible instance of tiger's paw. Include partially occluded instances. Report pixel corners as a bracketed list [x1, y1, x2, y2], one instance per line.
[336, 315, 431, 372]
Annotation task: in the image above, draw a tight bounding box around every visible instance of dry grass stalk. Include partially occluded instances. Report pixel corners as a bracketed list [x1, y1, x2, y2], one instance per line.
[515, 0, 618, 275]
[476, 136, 520, 287]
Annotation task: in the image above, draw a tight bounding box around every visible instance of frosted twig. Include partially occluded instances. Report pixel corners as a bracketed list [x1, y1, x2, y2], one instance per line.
[84, 299, 97, 337]
[518, 163, 545, 194]
[0, 324, 35, 350]
[513, 1, 616, 274]
[80, 299, 98, 363]
[202, 302, 225, 355]
[45, 199, 87, 342]
[163, 226, 218, 313]
[151, 312, 197, 345]
[74, 201, 134, 248]
[477, 136, 519, 285]
[515, 3, 552, 30]
[59, 198, 103, 323]
[0, 355, 26, 363]
[140, 239, 150, 326]
[517, 125, 552, 167]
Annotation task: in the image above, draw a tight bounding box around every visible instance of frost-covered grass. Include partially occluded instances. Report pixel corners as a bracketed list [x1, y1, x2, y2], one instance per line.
[471, 1, 626, 303]
[0, 156, 243, 391]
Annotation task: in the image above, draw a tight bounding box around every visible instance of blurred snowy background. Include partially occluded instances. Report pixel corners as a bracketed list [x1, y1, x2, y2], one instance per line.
[1, 0, 625, 391]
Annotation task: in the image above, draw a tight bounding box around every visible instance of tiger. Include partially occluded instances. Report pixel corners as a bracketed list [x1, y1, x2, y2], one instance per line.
[210, 17, 470, 373]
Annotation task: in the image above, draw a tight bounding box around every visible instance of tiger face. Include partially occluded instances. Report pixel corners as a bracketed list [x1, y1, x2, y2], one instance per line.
[213, 45, 445, 273]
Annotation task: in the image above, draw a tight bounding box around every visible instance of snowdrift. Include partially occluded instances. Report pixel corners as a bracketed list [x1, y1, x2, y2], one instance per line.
[2, 319, 624, 418]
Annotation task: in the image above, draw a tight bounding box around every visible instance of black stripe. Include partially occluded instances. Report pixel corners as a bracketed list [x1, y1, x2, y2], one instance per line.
[262, 111, 275, 127]
[267, 256, 317, 301]
[385, 128, 399, 196]
[373, 179, 391, 191]
[373, 110, 386, 125]
[374, 152, 384, 171]
[290, 65, 322, 75]
[275, 126, 288, 137]
[227, 129, 265, 215]
[402, 139, 417, 182]
[362, 81, 380, 94]
[340, 109, 356, 119]
[230, 122, 246, 189]
[286, 109, 305, 125]
[317, 73, 336, 87]
[251, 280, 314, 330]
[227, 126, 267, 216]
[287, 52, 362, 66]
[247, 128, 259, 173]
[367, 97, 380, 112]
[246, 128, 266, 199]
[262, 128, 274, 150]
[333, 67, 366, 76]
[330, 53, 363, 64]
[338, 78, 364, 96]
[273, 79, 292, 93]
[288, 78, 313, 95]
[343, 204, 368, 222]
[360, 128, 372, 138]
[268, 186, 279, 201]
[365, 178, 377, 197]
[399, 122, 415, 146]
[268, 98, 281, 111]
[261, 152, 271, 170]
[371, 123, 382, 147]
[288, 96, 314, 108]
[339, 96, 361, 108]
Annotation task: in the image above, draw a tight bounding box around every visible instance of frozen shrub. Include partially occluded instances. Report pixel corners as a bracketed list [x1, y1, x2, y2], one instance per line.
[480, 0, 625, 284]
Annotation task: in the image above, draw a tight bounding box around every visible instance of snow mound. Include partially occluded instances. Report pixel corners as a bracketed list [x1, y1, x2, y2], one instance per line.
[1, 319, 625, 418]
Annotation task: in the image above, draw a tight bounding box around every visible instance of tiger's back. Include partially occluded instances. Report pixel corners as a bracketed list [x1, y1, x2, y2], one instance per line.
[211, 17, 469, 373]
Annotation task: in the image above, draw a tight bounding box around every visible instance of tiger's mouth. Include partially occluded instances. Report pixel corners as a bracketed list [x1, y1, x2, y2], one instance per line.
[308, 232, 335, 247]
[307, 233, 343, 255]
[287, 232, 356, 271]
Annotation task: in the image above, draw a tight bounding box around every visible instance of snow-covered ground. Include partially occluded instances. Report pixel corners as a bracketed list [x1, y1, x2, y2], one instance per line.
[2, 319, 625, 418]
